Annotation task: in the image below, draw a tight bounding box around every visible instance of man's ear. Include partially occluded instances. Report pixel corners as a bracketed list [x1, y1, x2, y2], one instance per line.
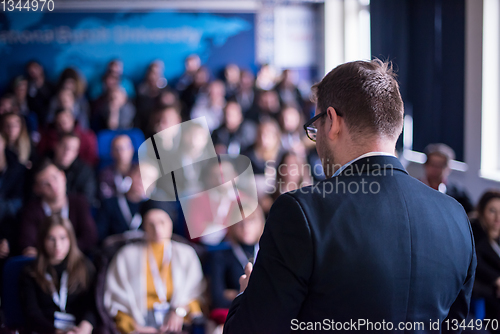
[326, 106, 342, 141]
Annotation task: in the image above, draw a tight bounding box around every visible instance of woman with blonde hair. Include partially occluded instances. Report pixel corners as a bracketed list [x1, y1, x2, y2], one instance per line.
[1, 112, 32, 167]
[19, 214, 96, 334]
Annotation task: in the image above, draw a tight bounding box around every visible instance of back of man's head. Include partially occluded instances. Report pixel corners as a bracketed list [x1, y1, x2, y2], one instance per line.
[312, 59, 404, 142]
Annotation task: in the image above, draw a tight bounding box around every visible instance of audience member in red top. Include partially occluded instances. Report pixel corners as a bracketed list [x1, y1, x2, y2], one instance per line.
[19, 158, 97, 257]
[38, 108, 98, 167]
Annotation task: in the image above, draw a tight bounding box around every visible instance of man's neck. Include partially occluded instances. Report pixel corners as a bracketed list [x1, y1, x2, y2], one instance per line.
[334, 141, 396, 169]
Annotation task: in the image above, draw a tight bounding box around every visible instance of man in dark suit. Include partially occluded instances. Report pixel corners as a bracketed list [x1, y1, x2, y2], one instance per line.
[223, 60, 476, 333]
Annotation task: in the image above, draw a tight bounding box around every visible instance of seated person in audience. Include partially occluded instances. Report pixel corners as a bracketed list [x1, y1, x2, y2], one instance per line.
[211, 101, 256, 155]
[261, 152, 311, 215]
[99, 134, 135, 200]
[273, 69, 303, 109]
[255, 64, 277, 91]
[136, 61, 167, 124]
[235, 69, 256, 115]
[91, 87, 135, 132]
[278, 105, 306, 157]
[96, 165, 147, 243]
[48, 68, 90, 129]
[243, 119, 284, 197]
[89, 59, 136, 100]
[19, 158, 97, 256]
[19, 214, 96, 334]
[180, 67, 210, 120]
[471, 190, 500, 321]
[146, 104, 182, 139]
[25, 61, 54, 128]
[0, 133, 26, 258]
[1, 112, 34, 167]
[223, 64, 240, 99]
[421, 143, 474, 213]
[12, 75, 39, 139]
[104, 202, 205, 334]
[53, 133, 96, 205]
[176, 54, 201, 92]
[245, 89, 281, 123]
[38, 108, 98, 167]
[191, 80, 226, 132]
[209, 205, 265, 324]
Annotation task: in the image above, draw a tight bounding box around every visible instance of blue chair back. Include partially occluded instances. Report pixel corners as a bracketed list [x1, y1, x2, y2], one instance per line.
[97, 128, 145, 170]
[2, 256, 34, 329]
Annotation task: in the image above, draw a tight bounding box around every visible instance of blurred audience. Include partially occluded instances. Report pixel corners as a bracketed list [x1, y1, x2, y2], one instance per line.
[19, 214, 96, 334]
[90, 59, 136, 100]
[234, 69, 256, 115]
[47, 68, 90, 129]
[0, 133, 26, 258]
[38, 108, 98, 167]
[96, 165, 147, 243]
[136, 61, 167, 123]
[25, 61, 54, 126]
[211, 101, 256, 155]
[191, 80, 226, 132]
[223, 64, 240, 99]
[104, 203, 205, 334]
[0, 112, 33, 167]
[19, 159, 97, 257]
[53, 133, 97, 205]
[471, 190, 500, 321]
[91, 87, 135, 132]
[422, 143, 474, 213]
[246, 90, 281, 123]
[99, 134, 135, 200]
[176, 54, 202, 93]
[279, 105, 306, 157]
[274, 69, 303, 110]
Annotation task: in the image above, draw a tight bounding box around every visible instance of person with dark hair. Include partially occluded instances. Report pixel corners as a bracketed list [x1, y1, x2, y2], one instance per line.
[96, 165, 147, 243]
[180, 67, 210, 120]
[145, 104, 182, 139]
[245, 90, 281, 123]
[47, 68, 90, 129]
[175, 54, 201, 93]
[223, 60, 476, 333]
[104, 203, 204, 334]
[12, 75, 39, 139]
[471, 190, 500, 322]
[89, 59, 136, 101]
[136, 61, 167, 125]
[0, 112, 33, 167]
[421, 143, 474, 214]
[191, 80, 226, 132]
[234, 69, 256, 115]
[0, 133, 26, 257]
[223, 64, 241, 99]
[25, 61, 54, 127]
[98, 134, 135, 200]
[273, 69, 303, 110]
[53, 133, 97, 205]
[19, 214, 96, 334]
[19, 158, 97, 257]
[91, 87, 136, 132]
[209, 205, 265, 329]
[38, 108, 98, 167]
[211, 101, 256, 155]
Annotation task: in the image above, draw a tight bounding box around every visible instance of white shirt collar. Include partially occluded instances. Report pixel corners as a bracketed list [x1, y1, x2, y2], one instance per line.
[332, 152, 396, 178]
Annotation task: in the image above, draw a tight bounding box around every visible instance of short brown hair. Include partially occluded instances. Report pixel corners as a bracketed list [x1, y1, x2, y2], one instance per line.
[311, 59, 404, 141]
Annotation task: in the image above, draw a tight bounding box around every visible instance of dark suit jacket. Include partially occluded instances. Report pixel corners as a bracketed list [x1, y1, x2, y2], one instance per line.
[224, 155, 476, 334]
